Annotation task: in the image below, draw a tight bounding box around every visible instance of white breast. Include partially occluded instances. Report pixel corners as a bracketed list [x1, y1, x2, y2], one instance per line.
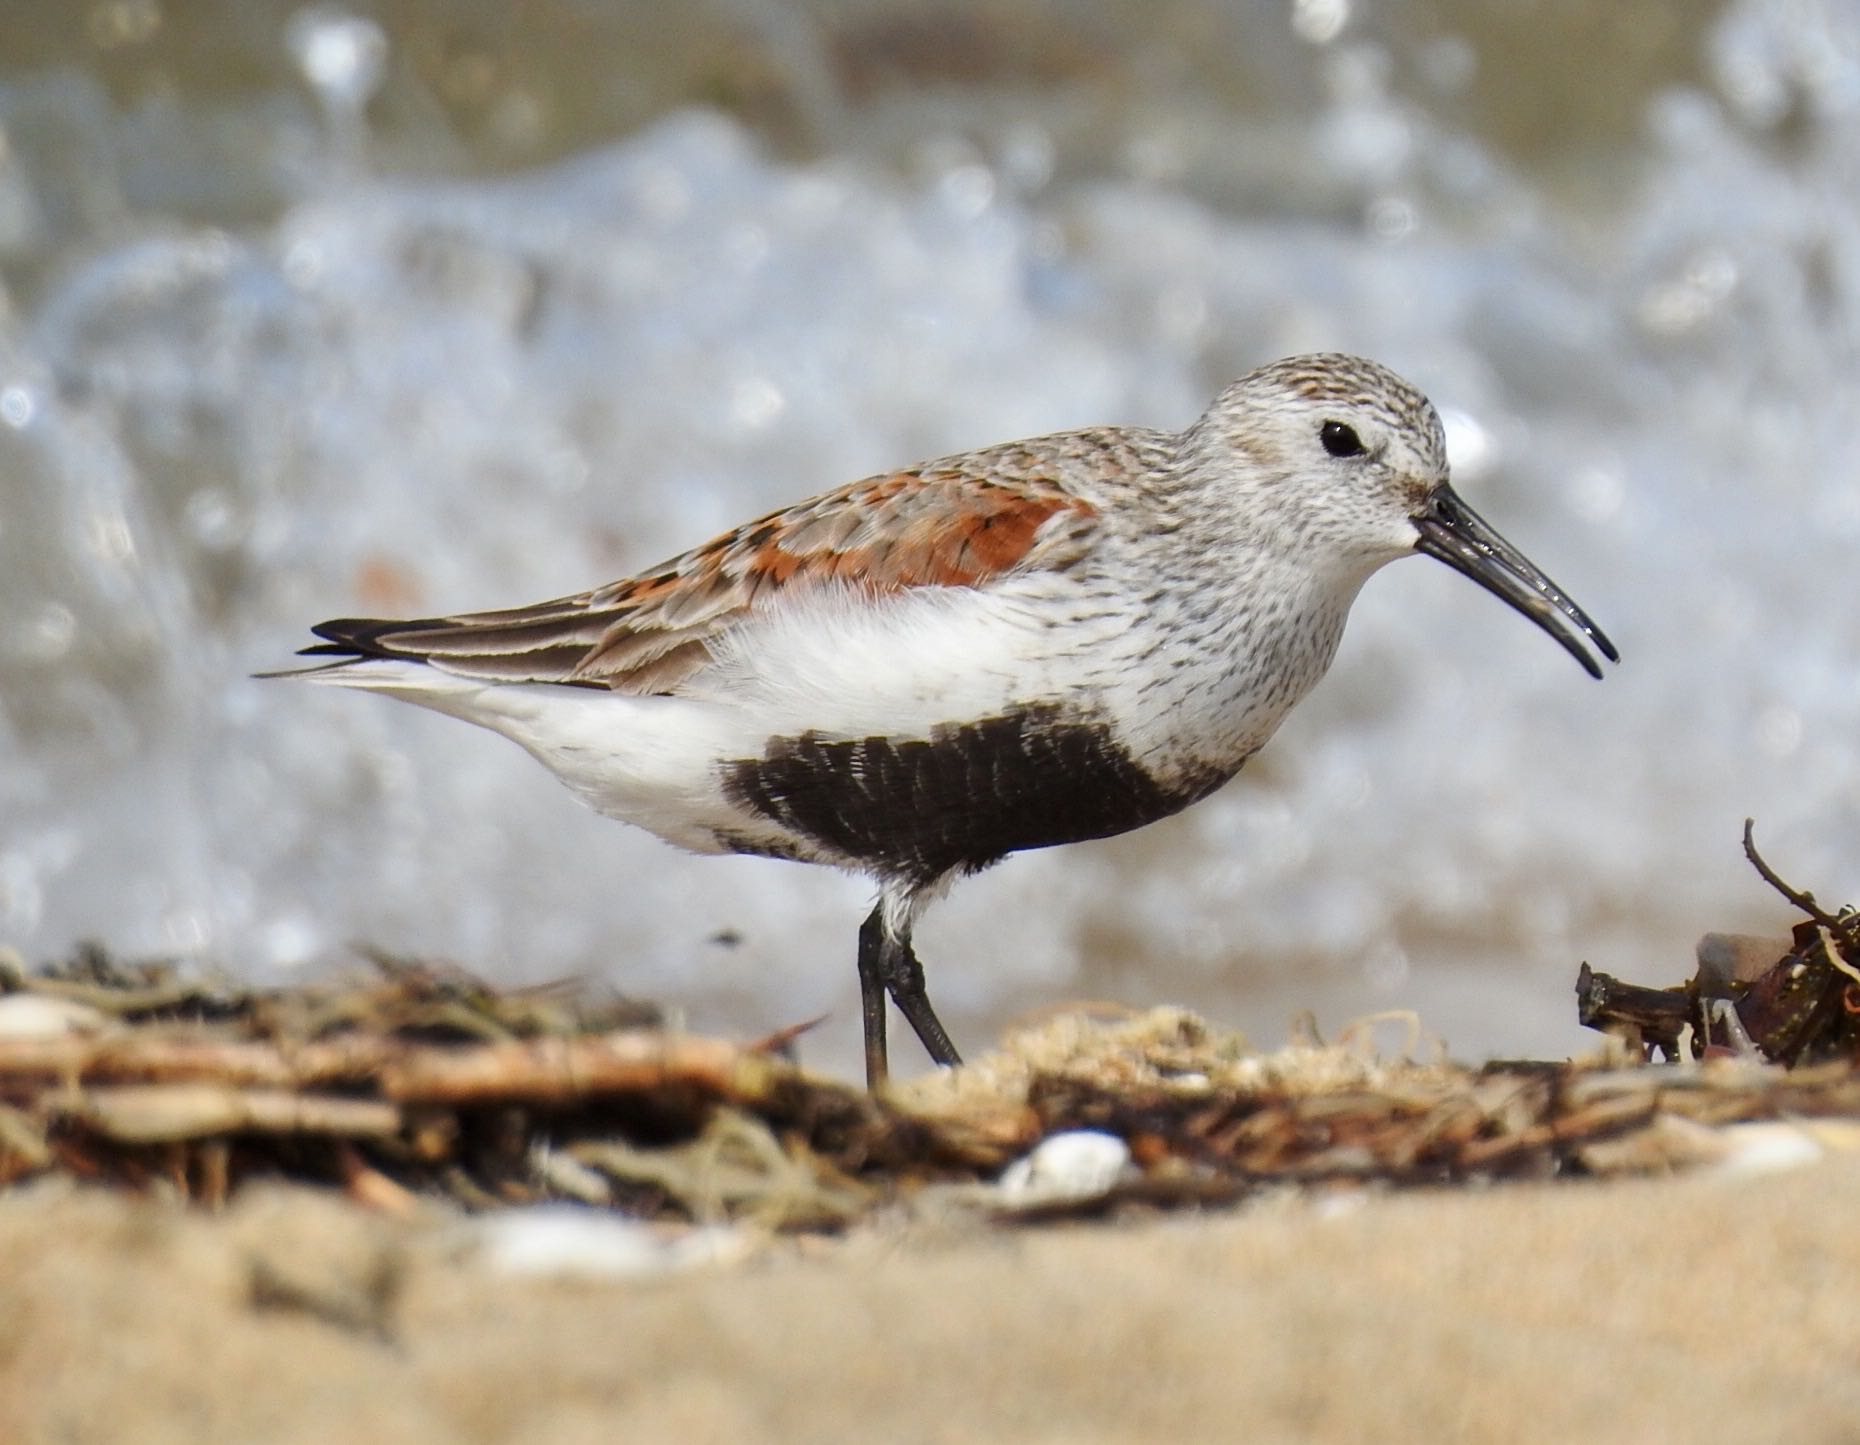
[689, 577, 1134, 736]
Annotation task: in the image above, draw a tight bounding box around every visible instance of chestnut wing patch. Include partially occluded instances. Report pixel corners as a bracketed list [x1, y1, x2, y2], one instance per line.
[302, 468, 1098, 694]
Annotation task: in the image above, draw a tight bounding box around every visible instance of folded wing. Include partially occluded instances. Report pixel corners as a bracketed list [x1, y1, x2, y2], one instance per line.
[298, 464, 1101, 696]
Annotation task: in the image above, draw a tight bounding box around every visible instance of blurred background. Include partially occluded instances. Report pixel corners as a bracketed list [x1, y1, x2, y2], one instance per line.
[1, 0, 1855, 1077]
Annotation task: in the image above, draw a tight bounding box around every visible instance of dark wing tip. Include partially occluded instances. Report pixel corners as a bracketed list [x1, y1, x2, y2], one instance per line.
[298, 615, 452, 661]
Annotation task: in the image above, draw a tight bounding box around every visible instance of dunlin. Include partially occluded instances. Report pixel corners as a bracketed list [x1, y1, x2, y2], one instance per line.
[274, 353, 1616, 1086]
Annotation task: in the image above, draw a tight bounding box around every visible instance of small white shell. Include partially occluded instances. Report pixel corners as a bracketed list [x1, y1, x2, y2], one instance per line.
[997, 1130, 1133, 1208]
[469, 1206, 751, 1280]
[1708, 1120, 1860, 1178]
[0, 993, 113, 1039]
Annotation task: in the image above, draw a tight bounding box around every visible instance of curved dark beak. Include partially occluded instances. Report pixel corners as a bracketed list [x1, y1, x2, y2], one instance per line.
[1412, 484, 1619, 679]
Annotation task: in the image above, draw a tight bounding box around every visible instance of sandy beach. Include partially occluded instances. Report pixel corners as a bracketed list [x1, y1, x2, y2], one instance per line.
[4, 1149, 1856, 1444]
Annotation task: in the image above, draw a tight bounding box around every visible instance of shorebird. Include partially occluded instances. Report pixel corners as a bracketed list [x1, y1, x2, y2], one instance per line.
[272, 353, 1616, 1086]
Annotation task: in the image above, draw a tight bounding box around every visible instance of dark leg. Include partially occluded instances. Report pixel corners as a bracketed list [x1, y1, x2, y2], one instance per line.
[855, 901, 964, 1090]
[883, 931, 962, 1070]
[856, 905, 892, 1088]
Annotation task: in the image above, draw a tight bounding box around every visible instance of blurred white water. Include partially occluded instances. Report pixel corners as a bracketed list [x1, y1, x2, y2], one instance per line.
[3, 0, 1859, 1076]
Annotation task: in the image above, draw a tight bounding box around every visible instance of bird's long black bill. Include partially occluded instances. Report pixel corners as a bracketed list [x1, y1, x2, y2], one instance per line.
[1413, 485, 1618, 679]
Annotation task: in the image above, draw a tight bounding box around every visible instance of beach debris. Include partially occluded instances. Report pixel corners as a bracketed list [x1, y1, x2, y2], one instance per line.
[249, 1247, 403, 1343]
[1578, 821, 1860, 1065]
[0, 937, 1856, 1229]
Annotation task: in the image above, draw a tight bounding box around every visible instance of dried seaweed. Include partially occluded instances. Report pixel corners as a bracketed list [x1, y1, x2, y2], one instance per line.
[0, 947, 964, 1218]
[0, 932, 1857, 1230]
[1578, 821, 1860, 1065]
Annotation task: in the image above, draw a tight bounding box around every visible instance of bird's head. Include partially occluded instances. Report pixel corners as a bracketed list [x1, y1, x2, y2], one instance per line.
[1196, 352, 1617, 678]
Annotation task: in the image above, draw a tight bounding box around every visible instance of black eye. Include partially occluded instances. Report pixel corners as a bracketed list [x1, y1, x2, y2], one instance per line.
[1320, 420, 1366, 458]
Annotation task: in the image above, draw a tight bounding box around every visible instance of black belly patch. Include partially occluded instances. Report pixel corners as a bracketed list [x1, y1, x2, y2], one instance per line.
[720, 706, 1229, 885]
